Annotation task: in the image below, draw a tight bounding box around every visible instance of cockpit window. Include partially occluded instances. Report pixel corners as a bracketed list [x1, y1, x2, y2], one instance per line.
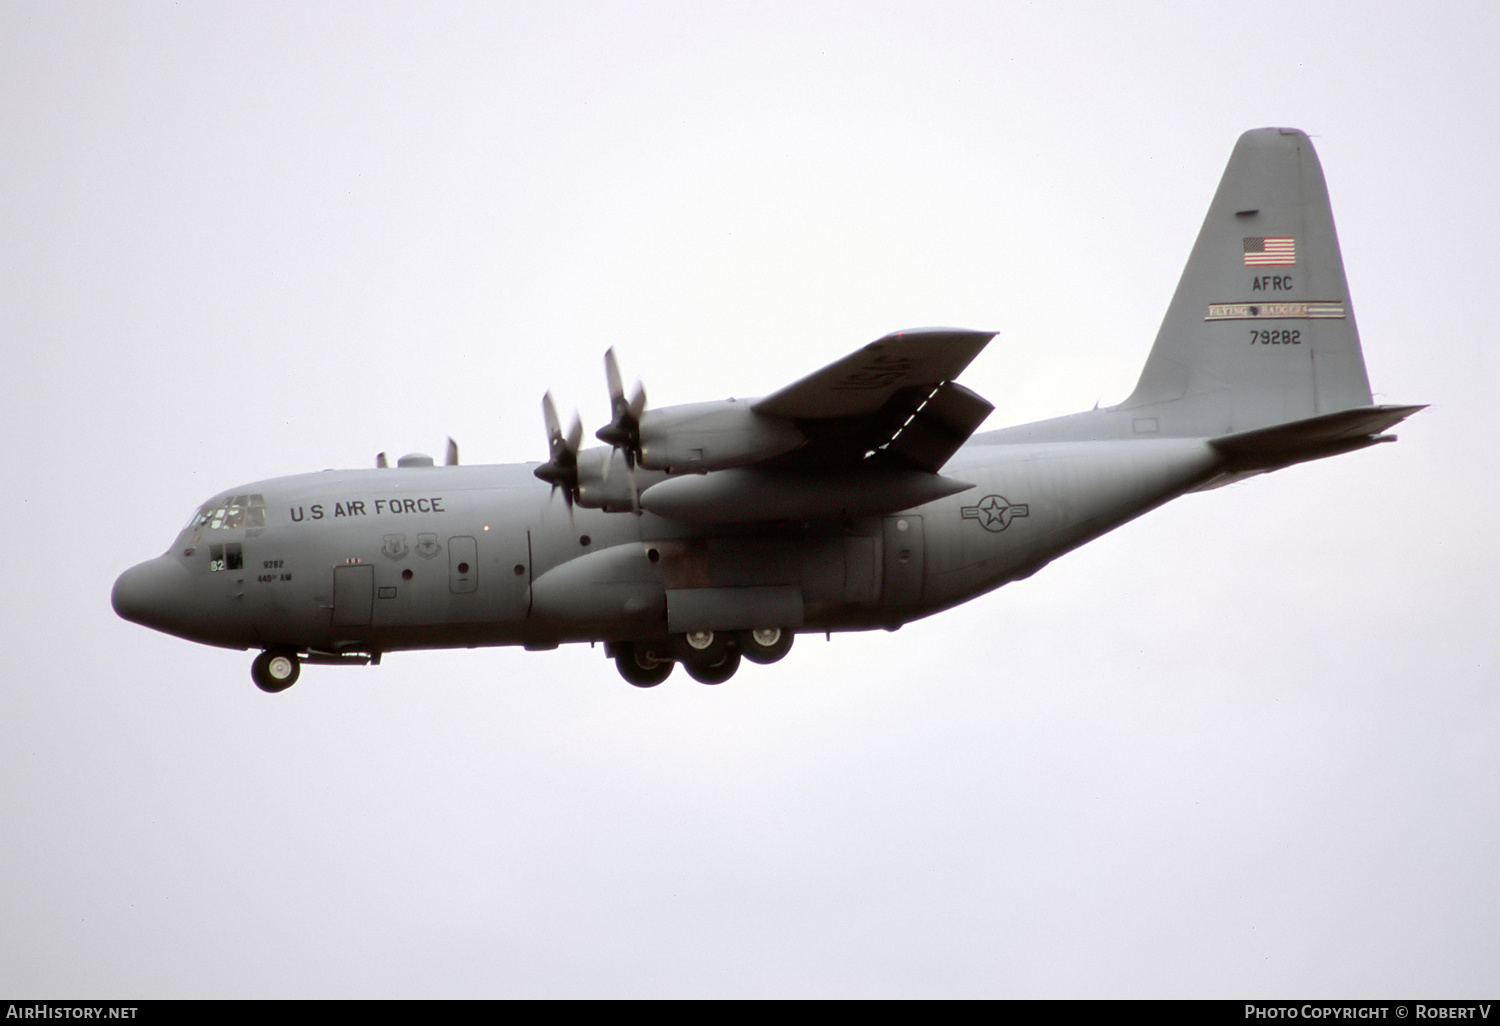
[192, 494, 267, 530]
[208, 543, 243, 572]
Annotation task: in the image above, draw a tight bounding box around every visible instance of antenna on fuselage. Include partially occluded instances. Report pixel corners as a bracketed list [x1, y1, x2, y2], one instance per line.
[445, 437, 459, 466]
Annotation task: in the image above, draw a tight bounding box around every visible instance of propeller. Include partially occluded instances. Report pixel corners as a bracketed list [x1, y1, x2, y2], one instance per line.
[533, 391, 583, 518]
[596, 347, 646, 462]
[595, 347, 647, 511]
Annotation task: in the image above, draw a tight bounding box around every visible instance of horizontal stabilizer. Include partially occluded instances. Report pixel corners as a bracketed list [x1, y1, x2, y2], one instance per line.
[1206, 403, 1425, 478]
[754, 327, 993, 420]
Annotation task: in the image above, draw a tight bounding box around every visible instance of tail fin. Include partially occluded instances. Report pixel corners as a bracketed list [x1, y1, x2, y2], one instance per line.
[1122, 128, 1374, 436]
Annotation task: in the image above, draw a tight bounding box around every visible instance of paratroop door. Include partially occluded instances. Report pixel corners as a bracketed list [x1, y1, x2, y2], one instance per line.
[881, 514, 924, 607]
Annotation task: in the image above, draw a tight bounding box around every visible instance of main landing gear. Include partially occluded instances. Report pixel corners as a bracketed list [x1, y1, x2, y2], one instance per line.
[609, 629, 794, 687]
[740, 626, 793, 665]
[251, 648, 301, 693]
[613, 639, 674, 688]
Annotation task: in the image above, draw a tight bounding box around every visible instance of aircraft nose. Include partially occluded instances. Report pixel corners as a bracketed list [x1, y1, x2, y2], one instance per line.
[112, 556, 193, 633]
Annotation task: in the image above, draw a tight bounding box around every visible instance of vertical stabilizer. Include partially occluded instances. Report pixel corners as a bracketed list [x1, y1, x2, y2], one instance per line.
[1121, 128, 1373, 436]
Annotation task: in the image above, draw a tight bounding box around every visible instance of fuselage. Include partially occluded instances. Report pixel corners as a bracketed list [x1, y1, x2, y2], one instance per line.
[112, 429, 1223, 657]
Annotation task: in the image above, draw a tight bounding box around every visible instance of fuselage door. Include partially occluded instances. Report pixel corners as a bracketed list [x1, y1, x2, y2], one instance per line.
[332, 564, 374, 627]
[449, 536, 478, 594]
[881, 514, 925, 607]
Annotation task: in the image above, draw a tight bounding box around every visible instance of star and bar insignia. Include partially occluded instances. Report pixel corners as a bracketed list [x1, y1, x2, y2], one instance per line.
[960, 494, 1029, 532]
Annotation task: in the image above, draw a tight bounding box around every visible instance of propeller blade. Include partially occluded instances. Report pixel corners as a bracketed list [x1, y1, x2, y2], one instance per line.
[604, 346, 624, 406]
[596, 347, 646, 461]
[542, 391, 562, 456]
[534, 391, 583, 508]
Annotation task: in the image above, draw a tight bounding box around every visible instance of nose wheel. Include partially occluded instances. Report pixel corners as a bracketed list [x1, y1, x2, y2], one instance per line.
[251, 649, 301, 693]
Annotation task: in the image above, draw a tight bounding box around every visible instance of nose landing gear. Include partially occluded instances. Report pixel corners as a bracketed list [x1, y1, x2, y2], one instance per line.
[251, 649, 301, 693]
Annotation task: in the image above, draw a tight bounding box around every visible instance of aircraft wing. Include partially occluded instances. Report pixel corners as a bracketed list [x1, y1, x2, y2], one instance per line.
[753, 327, 994, 420]
[751, 327, 996, 474]
[591, 327, 998, 523]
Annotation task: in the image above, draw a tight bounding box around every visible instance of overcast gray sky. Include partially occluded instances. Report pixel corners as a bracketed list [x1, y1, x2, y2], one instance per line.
[2, 0, 1496, 998]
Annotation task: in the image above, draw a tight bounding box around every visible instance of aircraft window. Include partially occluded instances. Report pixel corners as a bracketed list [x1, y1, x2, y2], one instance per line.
[194, 494, 268, 531]
[208, 543, 243, 572]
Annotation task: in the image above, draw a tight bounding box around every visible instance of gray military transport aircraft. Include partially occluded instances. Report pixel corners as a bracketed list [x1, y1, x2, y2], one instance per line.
[114, 128, 1421, 692]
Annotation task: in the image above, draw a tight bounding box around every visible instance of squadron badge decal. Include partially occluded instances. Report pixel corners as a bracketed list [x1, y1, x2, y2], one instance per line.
[961, 495, 1029, 532]
[381, 534, 410, 560]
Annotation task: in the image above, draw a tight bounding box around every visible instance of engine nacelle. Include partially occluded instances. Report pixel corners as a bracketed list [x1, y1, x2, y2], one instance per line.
[573, 448, 668, 512]
[637, 400, 804, 472]
[638, 467, 975, 524]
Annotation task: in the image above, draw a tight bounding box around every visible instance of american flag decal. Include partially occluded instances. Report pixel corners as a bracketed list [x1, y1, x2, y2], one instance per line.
[1243, 236, 1296, 266]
